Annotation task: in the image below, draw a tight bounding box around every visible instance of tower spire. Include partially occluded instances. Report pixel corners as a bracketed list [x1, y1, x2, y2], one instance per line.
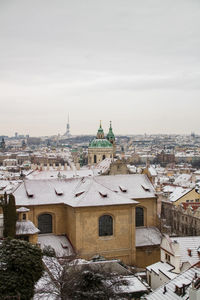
[97, 121, 104, 139]
[64, 114, 71, 137]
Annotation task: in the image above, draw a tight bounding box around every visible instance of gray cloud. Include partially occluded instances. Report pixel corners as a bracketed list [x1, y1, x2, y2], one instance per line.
[0, 0, 200, 135]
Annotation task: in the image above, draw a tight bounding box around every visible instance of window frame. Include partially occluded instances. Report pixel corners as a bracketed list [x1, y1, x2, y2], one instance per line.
[98, 215, 113, 237]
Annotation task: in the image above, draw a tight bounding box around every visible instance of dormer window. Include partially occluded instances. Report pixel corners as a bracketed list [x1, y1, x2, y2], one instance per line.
[75, 191, 85, 197]
[119, 186, 127, 193]
[99, 192, 107, 198]
[54, 188, 63, 196]
[26, 189, 34, 197]
[141, 184, 150, 192]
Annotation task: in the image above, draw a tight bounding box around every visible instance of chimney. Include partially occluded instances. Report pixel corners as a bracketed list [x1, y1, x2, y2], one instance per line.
[163, 286, 167, 294]
[189, 278, 200, 300]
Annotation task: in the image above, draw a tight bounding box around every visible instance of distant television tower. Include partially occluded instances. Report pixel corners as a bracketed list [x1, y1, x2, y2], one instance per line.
[64, 114, 71, 137]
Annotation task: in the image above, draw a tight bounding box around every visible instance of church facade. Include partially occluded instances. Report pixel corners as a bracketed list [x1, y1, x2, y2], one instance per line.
[88, 122, 116, 165]
[13, 174, 159, 267]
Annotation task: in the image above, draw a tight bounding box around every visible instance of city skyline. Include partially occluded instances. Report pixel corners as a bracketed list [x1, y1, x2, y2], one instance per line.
[1, 0, 200, 136]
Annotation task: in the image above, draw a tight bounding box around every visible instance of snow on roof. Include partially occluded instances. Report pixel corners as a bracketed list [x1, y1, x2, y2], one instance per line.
[174, 173, 193, 187]
[95, 174, 156, 199]
[16, 220, 40, 235]
[38, 234, 74, 257]
[93, 158, 112, 175]
[170, 236, 200, 265]
[17, 207, 30, 212]
[136, 227, 162, 247]
[163, 185, 176, 194]
[146, 261, 177, 280]
[113, 275, 148, 294]
[169, 187, 191, 202]
[146, 263, 200, 300]
[0, 180, 21, 194]
[14, 176, 141, 208]
[27, 169, 93, 180]
[148, 166, 157, 177]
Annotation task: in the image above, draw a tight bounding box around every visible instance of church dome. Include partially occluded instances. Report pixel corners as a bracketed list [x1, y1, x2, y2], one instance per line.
[89, 139, 113, 148]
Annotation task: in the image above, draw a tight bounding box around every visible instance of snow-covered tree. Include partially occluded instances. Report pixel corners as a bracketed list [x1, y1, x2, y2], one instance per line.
[0, 238, 44, 299]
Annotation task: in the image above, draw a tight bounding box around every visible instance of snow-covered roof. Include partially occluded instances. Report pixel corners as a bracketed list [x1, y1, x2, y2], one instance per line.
[170, 236, 200, 265]
[163, 185, 176, 194]
[13, 174, 156, 209]
[14, 174, 155, 208]
[16, 220, 40, 235]
[27, 169, 93, 180]
[95, 174, 156, 199]
[174, 173, 194, 188]
[17, 206, 30, 212]
[146, 263, 200, 300]
[146, 261, 177, 280]
[114, 275, 148, 294]
[38, 234, 74, 257]
[136, 227, 162, 247]
[93, 158, 112, 175]
[148, 166, 157, 177]
[169, 187, 191, 202]
[0, 180, 21, 194]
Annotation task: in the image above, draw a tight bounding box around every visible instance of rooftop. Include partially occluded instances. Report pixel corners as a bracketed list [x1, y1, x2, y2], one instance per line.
[14, 174, 156, 208]
[145, 263, 200, 300]
[136, 227, 162, 247]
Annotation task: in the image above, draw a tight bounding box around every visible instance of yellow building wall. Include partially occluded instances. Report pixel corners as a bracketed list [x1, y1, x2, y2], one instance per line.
[174, 189, 200, 206]
[65, 205, 76, 247]
[136, 198, 157, 227]
[29, 234, 38, 244]
[73, 205, 136, 265]
[27, 204, 67, 235]
[14, 196, 157, 267]
[136, 246, 160, 268]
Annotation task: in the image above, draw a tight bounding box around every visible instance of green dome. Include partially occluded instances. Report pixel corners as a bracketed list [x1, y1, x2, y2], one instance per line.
[89, 139, 113, 148]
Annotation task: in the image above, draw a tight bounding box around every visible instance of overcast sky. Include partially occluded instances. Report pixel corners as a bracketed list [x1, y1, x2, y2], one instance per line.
[0, 0, 200, 136]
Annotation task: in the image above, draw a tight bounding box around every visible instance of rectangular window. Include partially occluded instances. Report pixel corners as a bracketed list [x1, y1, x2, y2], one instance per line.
[165, 253, 170, 263]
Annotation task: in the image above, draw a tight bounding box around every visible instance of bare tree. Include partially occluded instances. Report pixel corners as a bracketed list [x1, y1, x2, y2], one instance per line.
[34, 257, 129, 300]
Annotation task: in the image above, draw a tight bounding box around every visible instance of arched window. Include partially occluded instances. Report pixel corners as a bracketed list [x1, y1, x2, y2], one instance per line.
[94, 155, 97, 164]
[136, 207, 144, 227]
[99, 215, 113, 236]
[38, 214, 52, 234]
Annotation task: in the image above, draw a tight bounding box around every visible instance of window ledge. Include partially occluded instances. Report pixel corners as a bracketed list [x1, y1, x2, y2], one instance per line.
[99, 236, 113, 240]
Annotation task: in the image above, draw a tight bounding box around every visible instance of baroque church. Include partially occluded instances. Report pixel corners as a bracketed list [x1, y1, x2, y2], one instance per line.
[7, 123, 161, 268]
[88, 122, 116, 165]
